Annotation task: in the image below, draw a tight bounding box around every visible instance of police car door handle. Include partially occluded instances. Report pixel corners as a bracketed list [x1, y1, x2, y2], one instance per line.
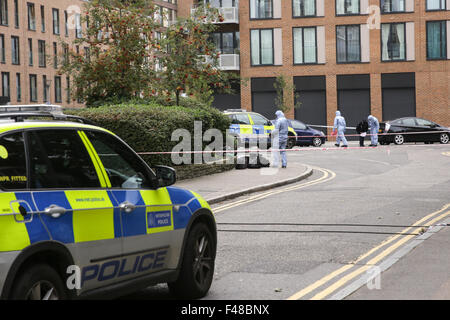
[44, 205, 66, 218]
[119, 201, 136, 213]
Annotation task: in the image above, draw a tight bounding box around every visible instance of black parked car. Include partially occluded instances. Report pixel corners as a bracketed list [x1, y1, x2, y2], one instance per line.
[379, 117, 450, 145]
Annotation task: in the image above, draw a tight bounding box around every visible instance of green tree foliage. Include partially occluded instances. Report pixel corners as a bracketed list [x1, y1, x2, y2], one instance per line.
[60, 0, 236, 107]
[60, 0, 160, 106]
[155, 4, 236, 106]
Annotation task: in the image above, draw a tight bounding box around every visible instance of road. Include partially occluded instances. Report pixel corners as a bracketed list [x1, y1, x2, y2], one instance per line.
[123, 143, 450, 300]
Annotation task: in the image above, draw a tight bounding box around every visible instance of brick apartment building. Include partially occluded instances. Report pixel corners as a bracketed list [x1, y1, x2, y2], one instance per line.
[0, 0, 177, 107]
[181, 0, 450, 128]
[2, 0, 448, 128]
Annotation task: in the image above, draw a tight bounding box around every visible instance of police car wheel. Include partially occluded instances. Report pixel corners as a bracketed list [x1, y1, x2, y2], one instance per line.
[168, 223, 215, 299]
[11, 264, 67, 300]
[287, 137, 295, 149]
[440, 133, 449, 144]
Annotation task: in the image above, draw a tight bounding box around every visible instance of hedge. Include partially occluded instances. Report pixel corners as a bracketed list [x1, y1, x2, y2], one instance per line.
[65, 102, 231, 168]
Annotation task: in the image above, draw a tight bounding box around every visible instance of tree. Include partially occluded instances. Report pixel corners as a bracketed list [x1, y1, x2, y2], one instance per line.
[274, 75, 301, 114]
[59, 0, 159, 106]
[156, 4, 237, 106]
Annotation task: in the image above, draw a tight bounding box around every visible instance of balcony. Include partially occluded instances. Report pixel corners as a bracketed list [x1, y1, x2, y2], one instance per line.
[203, 54, 240, 71]
[191, 6, 239, 24]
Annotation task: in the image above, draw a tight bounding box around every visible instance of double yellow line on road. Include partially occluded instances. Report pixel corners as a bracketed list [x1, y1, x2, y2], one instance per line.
[213, 166, 336, 214]
[287, 203, 450, 300]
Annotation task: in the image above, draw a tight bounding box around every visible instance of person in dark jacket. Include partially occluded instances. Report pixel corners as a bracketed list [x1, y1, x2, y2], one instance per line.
[356, 119, 369, 147]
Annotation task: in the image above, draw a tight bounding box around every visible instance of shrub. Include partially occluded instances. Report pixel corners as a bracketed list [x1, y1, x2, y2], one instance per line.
[65, 103, 231, 167]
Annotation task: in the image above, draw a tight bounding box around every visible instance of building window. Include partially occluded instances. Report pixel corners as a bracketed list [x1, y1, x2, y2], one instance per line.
[293, 27, 317, 64]
[16, 73, 21, 102]
[43, 75, 47, 102]
[38, 40, 46, 67]
[14, 0, 19, 28]
[64, 10, 69, 37]
[336, 0, 360, 15]
[55, 76, 62, 103]
[1, 72, 10, 98]
[427, 21, 447, 60]
[381, 0, 405, 13]
[27, 3, 36, 30]
[28, 38, 33, 66]
[53, 42, 58, 68]
[211, 31, 240, 54]
[250, 29, 274, 65]
[11, 36, 20, 65]
[250, 0, 273, 19]
[426, 0, 446, 10]
[336, 25, 361, 63]
[0, 34, 5, 63]
[66, 76, 71, 103]
[0, 0, 8, 26]
[75, 13, 82, 38]
[29, 74, 37, 102]
[381, 23, 406, 61]
[53, 8, 60, 35]
[293, 0, 316, 17]
[40, 5, 45, 32]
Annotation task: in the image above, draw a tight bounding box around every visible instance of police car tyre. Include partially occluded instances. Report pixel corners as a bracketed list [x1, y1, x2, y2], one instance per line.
[11, 264, 67, 300]
[440, 133, 449, 144]
[168, 223, 215, 299]
[312, 137, 322, 147]
[287, 135, 296, 149]
[394, 134, 404, 145]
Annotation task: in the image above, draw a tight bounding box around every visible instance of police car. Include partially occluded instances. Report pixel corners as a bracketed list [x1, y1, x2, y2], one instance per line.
[0, 105, 216, 300]
[224, 110, 298, 149]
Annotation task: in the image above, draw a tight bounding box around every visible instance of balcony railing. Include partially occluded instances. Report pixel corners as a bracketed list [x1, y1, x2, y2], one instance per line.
[203, 54, 240, 71]
[191, 6, 239, 24]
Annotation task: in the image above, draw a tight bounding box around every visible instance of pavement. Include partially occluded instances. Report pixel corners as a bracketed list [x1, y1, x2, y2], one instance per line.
[347, 217, 450, 300]
[175, 160, 313, 205]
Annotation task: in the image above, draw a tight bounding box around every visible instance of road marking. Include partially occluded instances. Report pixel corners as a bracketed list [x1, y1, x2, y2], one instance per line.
[443, 152, 450, 157]
[287, 203, 450, 300]
[213, 167, 336, 214]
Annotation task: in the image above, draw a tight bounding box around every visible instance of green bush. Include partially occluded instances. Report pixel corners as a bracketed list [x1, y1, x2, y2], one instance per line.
[65, 103, 231, 167]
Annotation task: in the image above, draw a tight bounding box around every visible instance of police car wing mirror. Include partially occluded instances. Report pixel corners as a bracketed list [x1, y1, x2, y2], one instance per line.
[153, 165, 177, 188]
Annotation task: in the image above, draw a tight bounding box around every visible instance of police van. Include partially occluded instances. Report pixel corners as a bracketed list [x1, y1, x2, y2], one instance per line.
[0, 105, 216, 300]
[224, 109, 297, 149]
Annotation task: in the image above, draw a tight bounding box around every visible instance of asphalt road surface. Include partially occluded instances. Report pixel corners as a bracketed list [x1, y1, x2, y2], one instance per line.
[122, 143, 450, 300]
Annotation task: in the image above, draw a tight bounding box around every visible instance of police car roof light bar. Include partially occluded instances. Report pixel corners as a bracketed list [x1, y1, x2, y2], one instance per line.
[0, 104, 64, 115]
[224, 109, 246, 113]
[0, 104, 93, 124]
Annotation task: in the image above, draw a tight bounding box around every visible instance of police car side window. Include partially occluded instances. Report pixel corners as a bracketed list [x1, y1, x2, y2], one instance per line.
[28, 130, 101, 189]
[0, 132, 27, 190]
[235, 114, 250, 125]
[251, 114, 270, 126]
[85, 131, 153, 189]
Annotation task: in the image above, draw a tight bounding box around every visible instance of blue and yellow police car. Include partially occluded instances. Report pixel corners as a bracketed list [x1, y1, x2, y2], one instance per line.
[224, 110, 298, 149]
[0, 105, 216, 300]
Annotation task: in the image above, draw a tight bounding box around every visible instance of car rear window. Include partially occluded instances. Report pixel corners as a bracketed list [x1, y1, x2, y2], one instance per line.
[0, 132, 27, 190]
[28, 130, 101, 189]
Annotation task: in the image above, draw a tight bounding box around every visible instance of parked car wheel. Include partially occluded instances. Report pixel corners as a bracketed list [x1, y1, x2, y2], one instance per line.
[168, 223, 216, 299]
[11, 264, 67, 300]
[287, 135, 296, 149]
[312, 137, 323, 147]
[394, 134, 405, 145]
[440, 133, 449, 144]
